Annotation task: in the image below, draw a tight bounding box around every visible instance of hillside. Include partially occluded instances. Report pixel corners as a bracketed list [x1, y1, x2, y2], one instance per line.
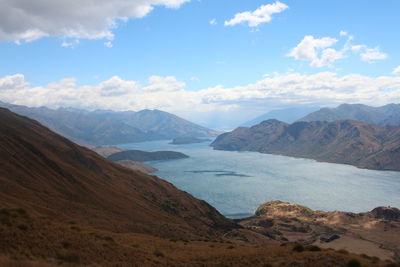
[211, 119, 400, 171]
[114, 160, 158, 173]
[298, 103, 400, 126]
[0, 102, 218, 145]
[0, 107, 236, 238]
[2, 210, 388, 267]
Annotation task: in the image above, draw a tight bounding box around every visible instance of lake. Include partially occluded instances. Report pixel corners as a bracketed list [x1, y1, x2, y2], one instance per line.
[118, 139, 400, 218]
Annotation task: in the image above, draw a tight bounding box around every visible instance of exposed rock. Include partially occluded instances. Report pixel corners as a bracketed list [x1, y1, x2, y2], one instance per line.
[238, 201, 400, 261]
[370, 207, 400, 221]
[320, 234, 341, 243]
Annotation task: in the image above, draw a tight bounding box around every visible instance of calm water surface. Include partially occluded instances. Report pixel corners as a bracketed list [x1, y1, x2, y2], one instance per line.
[118, 140, 400, 218]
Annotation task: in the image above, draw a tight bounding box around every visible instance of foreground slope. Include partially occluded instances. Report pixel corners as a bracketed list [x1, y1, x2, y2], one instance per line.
[0, 107, 236, 238]
[298, 103, 400, 126]
[211, 119, 400, 171]
[2, 208, 390, 267]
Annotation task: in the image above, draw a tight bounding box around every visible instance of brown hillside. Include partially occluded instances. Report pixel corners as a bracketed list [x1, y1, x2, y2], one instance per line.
[0, 107, 236, 239]
[0, 207, 395, 266]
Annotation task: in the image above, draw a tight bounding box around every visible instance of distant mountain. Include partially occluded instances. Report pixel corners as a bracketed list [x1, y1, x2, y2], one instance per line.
[298, 103, 400, 126]
[90, 109, 219, 139]
[242, 106, 320, 127]
[0, 102, 218, 145]
[211, 119, 400, 171]
[108, 150, 189, 162]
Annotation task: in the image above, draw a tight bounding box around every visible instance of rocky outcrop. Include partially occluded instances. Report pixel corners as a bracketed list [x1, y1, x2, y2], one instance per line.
[238, 201, 400, 261]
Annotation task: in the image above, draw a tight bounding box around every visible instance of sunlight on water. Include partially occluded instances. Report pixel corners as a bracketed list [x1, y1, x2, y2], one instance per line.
[118, 139, 400, 218]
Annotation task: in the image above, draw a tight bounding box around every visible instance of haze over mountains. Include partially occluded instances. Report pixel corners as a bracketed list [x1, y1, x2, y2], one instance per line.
[212, 119, 400, 171]
[242, 106, 320, 126]
[298, 104, 400, 126]
[0, 101, 218, 146]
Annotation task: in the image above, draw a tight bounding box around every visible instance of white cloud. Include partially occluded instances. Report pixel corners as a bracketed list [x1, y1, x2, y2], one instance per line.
[393, 66, 400, 75]
[0, 74, 28, 90]
[0, 0, 190, 44]
[351, 45, 365, 52]
[360, 47, 388, 63]
[104, 41, 113, 48]
[224, 1, 288, 27]
[61, 39, 80, 48]
[209, 19, 217, 25]
[289, 33, 388, 67]
[287, 35, 343, 67]
[1, 72, 399, 114]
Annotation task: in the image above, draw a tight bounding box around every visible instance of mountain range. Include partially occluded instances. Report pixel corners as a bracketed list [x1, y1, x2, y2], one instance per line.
[1, 108, 398, 265]
[211, 119, 400, 171]
[0, 101, 218, 146]
[298, 103, 400, 126]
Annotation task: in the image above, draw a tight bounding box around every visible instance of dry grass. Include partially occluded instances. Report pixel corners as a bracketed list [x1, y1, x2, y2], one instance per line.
[1, 208, 397, 267]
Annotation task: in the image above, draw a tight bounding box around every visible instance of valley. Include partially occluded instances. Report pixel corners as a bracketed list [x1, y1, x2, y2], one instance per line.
[1, 1, 399, 265]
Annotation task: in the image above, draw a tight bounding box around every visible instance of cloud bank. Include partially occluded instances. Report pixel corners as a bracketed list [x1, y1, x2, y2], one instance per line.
[1, 73, 399, 114]
[0, 0, 190, 43]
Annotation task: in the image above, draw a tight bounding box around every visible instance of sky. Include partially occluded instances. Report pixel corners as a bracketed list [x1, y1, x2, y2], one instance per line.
[0, 0, 399, 129]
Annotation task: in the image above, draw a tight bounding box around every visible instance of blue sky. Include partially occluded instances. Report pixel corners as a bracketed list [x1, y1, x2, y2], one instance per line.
[0, 0, 399, 128]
